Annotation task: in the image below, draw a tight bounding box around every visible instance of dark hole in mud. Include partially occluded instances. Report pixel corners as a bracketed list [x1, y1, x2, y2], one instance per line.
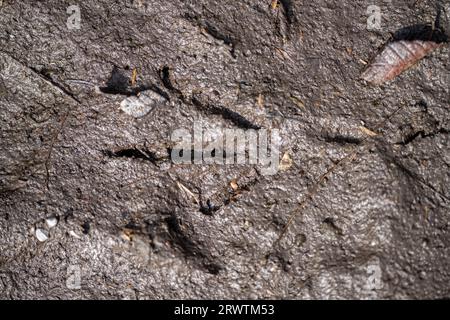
[200, 199, 221, 216]
[393, 24, 448, 43]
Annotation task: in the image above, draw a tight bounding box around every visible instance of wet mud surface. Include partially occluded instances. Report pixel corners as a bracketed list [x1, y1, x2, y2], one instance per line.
[0, 0, 449, 299]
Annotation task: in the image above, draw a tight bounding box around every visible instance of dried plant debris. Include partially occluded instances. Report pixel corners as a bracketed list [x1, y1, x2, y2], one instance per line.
[279, 152, 293, 171]
[362, 24, 447, 85]
[229, 179, 239, 191]
[359, 126, 378, 137]
[361, 40, 442, 85]
[271, 0, 280, 10]
[130, 68, 138, 86]
[119, 90, 167, 118]
[177, 181, 200, 205]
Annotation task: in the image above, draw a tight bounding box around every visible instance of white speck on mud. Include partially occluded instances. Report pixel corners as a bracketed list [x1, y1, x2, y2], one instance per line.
[35, 228, 49, 242]
[119, 90, 166, 118]
[69, 230, 81, 239]
[46, 217, 58, 228]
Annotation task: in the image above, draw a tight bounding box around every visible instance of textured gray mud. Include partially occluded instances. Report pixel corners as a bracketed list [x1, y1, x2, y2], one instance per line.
[0, 0, 449, 299]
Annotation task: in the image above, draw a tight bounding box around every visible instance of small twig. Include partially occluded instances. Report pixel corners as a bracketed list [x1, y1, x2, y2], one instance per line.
[176, 181, 200, 205]
[272, 151, 358, 250]
[44, 108, 71, 189]
[64, 79, 99, 87]
[270, 102, 409, 252]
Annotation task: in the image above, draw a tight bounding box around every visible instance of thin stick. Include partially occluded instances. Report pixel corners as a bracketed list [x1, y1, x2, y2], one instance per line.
[270, 102, 408, 251]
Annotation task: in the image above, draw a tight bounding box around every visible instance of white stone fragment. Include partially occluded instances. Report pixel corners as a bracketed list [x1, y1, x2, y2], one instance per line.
[69, 230, 81, 239]
[35, 228, 49, 242]
[46, 217, 58, 228]
[119, 90, 166, 118]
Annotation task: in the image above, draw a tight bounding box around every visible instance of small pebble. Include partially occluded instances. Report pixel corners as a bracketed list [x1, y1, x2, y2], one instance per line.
[35, 228, 49, 242]
[119, 90, 166, 118]
[69, 230, 81, 239]
[46, 217, 58, 228]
